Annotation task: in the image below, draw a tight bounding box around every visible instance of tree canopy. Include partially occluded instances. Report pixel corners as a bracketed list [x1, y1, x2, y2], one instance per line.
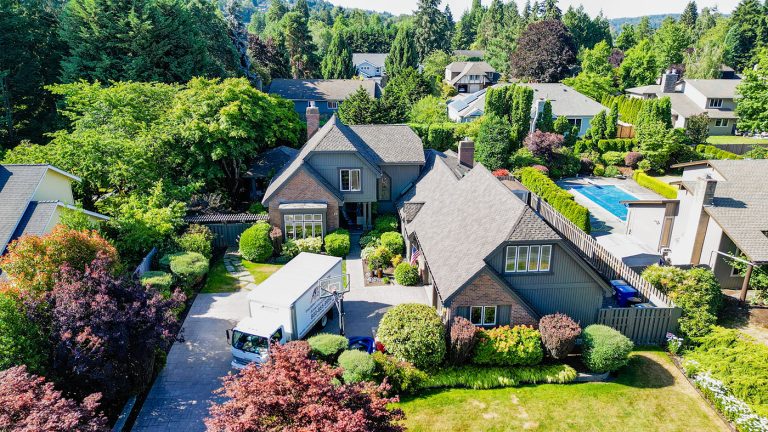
[510, 20, 576, 82]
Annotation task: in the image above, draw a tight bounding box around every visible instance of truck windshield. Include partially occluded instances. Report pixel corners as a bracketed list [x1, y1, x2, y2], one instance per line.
[232, 330, 268, 354]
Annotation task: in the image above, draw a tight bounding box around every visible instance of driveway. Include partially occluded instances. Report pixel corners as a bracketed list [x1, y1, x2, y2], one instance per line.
[131, 291, 248, 432]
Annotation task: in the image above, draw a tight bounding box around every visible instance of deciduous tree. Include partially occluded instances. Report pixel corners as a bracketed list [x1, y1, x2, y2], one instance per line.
[510, 20, 576, 82]
[736, 49, 768, 132]
[618, 40, 659, 89]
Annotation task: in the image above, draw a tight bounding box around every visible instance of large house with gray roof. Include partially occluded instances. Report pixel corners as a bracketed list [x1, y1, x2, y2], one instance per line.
[352, 53, 388, 79]
[445, 61, 499, 94]
[398, 145, 613, 326]
[625, 70, 741, 135]
[268, 79, 381, 120]
[448, 83, 607, 136]
[0, 164, 109, 256]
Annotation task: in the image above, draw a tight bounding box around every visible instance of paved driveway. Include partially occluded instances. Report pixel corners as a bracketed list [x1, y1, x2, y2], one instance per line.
[132, 291, 248, 432]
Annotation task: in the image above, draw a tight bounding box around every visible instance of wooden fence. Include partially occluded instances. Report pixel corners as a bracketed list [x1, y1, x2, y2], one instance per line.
[206, 223, 255, 248]
[598, 307, 681, 345]
[711, 143, 768, 155]
[133, 247, 157, 278]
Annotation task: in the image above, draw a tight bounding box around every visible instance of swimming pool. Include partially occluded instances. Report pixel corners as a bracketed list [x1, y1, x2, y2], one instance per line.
[570, 184, 638, 221]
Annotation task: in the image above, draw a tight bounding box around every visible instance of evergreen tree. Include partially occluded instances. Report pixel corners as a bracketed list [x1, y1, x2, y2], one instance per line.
[452, 12, 475, 50]
[725, 0, 768, 71]
[543, 0, 561, 21]
[386, 26, 419, 79]
[380, 67, 435, 123]
[225, 0, 261, 88]
[522, 0, 531, 23]
[680, 1, 699, 28]
[321, 29, 355, 79]
[248, 34, 290, 81]
[606, 102, 619, 138]
[266, 0, 288, 25]
[615, 24, 638, 51]
[562, 5, 611, 50]
[588, 110, 607, 139]
[337, 87, 382, 125]
[535, 100, 554, 132]
[282, 10, 318, 78]
[443, 5, 454, 45]
[475, 114, 513, 170]
[636, 16, 654, 41]
[477, 0, 504, 47]
[413, 0, 451, 61]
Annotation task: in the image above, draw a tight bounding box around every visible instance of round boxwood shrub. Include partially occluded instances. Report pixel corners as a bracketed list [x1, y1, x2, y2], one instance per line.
[177, 224, 214, 259]
[373, 214, 398, 233]
[380, 232, 404, 256]
[307, 333, 348, 363]
[139, 271, 173, 294]
[582, 324, 634, 373]
[539, 313, 581, 360]
[324, 229, 350, 257]
[239, 222, 273, 262]
[472, 325, 544, 366]
[338, 350, 376, 383]
[377, 303, 446, 370]
[168, 252, 209, 287]
[394, 262, 419, 286]
[593, 164, 605, 176]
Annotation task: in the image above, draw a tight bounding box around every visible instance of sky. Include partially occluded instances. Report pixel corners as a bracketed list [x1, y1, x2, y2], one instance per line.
[325, 0, 742, 19]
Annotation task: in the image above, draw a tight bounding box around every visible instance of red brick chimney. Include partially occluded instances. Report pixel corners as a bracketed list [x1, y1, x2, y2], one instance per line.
[458, 139, 474, 168]
[306, 101, 320, 140]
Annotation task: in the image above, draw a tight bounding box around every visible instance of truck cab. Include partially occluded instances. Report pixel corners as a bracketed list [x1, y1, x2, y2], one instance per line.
[228, 317, 286, 369]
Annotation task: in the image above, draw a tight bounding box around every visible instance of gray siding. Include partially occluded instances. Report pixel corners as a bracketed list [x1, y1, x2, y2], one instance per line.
[714, 233, 743, 290]
[307, 153, 377, 202]
[487, 241, 608, 326]
[380, 164, 421, 212]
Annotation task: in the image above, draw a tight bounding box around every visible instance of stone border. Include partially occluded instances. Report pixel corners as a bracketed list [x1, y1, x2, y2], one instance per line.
[572, 371, 610, 383]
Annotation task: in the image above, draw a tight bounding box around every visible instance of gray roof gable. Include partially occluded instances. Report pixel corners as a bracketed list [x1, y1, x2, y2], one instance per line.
[352, 53, 388, 68]
[268, 79, 379, 101]
[0, 165, 50, 254]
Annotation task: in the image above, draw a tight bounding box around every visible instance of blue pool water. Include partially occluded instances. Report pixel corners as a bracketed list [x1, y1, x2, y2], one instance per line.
[570, 184, 638, 221]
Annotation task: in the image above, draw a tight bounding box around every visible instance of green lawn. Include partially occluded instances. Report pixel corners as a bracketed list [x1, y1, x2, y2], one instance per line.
[707, 135, 768, 145]
[396, 351, 727, 432]
[241, 260, 284, 284]
[201, 260, 239, 293]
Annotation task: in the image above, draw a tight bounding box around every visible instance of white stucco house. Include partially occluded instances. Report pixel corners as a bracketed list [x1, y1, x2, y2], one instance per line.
[625, 70, 741, 136]
[447, 83, 608, 136]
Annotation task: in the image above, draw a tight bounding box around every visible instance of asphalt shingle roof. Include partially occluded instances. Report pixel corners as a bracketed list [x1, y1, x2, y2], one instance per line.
[399, 151, 559, 300]
[352, 53, 388, 68]
[245, 146, 298, 178]
[11, 201, 58, 240]
[446, 61, 497, 85]
[268, 79, 379, 101]
[0, 165, 49, 254]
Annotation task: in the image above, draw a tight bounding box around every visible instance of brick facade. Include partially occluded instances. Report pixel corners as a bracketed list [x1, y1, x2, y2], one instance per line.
[448, 271, 537, 326]
[266, 168, 340, 232]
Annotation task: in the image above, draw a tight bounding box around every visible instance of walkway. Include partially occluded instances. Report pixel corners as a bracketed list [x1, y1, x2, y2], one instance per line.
[222, 250, 257, 290]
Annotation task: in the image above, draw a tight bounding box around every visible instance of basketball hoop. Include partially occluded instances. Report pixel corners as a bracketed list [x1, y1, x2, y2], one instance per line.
[319, 274, 350, 335]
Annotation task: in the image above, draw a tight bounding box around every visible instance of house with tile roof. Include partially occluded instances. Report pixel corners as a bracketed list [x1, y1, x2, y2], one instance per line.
[268, 79, 381, 120]
[397, 144, 613, 327]
[0, 164, 109, 255]
[625, 70, 741, 136]
[444, 61, 499, 94]
[261, 114, 425, 237]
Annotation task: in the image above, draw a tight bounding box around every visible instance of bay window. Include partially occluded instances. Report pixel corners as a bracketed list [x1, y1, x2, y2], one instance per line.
[505, 244, 552, 273]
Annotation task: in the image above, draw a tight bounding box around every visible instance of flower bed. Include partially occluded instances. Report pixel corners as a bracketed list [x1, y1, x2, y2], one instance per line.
[686, 368, 768, 432]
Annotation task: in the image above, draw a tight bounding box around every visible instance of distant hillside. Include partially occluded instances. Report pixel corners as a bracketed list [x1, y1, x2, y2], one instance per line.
[609, 14, 680, 33]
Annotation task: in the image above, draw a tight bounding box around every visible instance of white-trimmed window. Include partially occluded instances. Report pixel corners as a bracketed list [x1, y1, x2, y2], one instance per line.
[340, 169, 361, 192]
[284, 214, 323, 240]
[327, 101, 339, 110]
[505, 245, 552, 273]
[709, 98, 723, 108]
[470, 306, 497, 326]
[715, 119, 729, 127]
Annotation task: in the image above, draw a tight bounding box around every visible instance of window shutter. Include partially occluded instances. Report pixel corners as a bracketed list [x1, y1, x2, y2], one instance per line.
[497, 305, 511, 325]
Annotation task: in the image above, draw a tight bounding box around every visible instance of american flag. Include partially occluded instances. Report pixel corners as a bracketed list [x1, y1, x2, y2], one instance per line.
[409, 245, 421, 265]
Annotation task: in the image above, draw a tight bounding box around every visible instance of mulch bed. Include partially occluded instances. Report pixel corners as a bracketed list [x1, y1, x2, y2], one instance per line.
[361, 259, 395, 287]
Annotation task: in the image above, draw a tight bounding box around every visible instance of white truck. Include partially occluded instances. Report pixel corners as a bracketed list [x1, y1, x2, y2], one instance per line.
[228, 252, 342, 369]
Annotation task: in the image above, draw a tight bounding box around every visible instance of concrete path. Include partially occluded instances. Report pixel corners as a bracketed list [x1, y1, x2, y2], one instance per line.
[132, 290, 248, 432]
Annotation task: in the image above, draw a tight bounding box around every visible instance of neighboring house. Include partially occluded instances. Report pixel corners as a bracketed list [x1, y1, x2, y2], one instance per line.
[0, 164, 109, 255]
[352, 53, 387, 79]
[398, 143, 613, 327]
[244, 146, 299, 201]
[267, 79, 381, 120]
[625, 159, 768, 291]
[261, 111, 425, 237]
[444, 61, 499, 94]
[625, 70, 741, 136]
[448, 83, 608, 136]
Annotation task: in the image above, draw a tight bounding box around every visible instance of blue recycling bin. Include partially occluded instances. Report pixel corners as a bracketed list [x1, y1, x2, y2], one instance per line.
[610, 280, 639, 307]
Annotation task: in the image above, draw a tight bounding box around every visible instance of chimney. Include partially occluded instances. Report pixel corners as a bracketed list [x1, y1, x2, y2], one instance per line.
[660, 69, 679, 93]
[306, 101, 320, 140]
[458, 139, 474, 168]
[702, 178, 717, 207]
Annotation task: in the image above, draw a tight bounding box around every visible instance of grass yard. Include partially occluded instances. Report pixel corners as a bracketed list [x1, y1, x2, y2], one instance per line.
[707, 135, 768, 145]
[241, 260, 284, 284]
[201, 260, 239, 293]
[397, 351, 727, 432]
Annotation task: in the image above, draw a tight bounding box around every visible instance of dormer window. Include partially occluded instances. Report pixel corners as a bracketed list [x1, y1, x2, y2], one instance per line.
[505, 245, 552, 273]
[340, 169, 361, 192]
[708, 98, 723, 108]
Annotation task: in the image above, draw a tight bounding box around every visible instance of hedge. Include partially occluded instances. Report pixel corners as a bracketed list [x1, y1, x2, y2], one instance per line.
[420, 364, 577, 390]
[167, 252, 209, 288]
[239, 222, 273, 262]
[574, 138, 637, 155]
[308, 333, 349, 363]
[582, 324, 634, 373]
[633, 170, 678, 199]
[338, 350, 376, 384]
[472, 325, 544, 366]
[377, 304, 446, 369]
[324, 229, 350, 257]
[696, 144, 743, 160]
[518, 167, 591, 233]
[409, 122, 479, 151]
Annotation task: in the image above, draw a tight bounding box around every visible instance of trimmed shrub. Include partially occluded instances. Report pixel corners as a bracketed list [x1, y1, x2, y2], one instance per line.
[168, 252, 209, 288]
[371, 352, 428, 395]
[448, 316, 479, 365]
[421, 364, 577, 390]
[641, 264, 687, 294]
[625, 151, 643, 168]
[696, 144, 742, 160]
[601, 151, 625, 166]
[295, 236, 322, 254]
[582, 324, 634, 373]
[139, 271, 173, 294]
[633, 170, 677, 199]
[367, 246, 392, 271]
[239, 222, 273, 262]
[391, 255, 402, 268]
[324, 229, 350, 257]
[539, 313, 581, 360]
[472, 325, 544, 366]
[377, 303, 446, 369]
[518, 167, 591, 233]
[380, 232, 404, 256]
[604, 165, 621, 177]
[359, 230, 382, 248]
[394, 263, 419, 286]
[281, 240, 299, 259]
[593, 164, 605, 176]
[308, 333, 348, 363]
[338, 350, 376, 383]
[597, 138, 637, 153]
[177, 224, 214, 259]
[373, 215, 398, 233]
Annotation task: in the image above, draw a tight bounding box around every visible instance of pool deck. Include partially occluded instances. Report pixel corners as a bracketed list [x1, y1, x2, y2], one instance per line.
[557, 176, 665, 270]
